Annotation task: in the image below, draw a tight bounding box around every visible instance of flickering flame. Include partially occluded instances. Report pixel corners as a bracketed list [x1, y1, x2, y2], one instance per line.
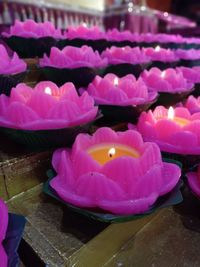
[108, 147, 116, 158]
[44, 87, 52, 95]
[114, 77, 119, 86]
[161, 71, 166, 78]
[168, 106, 174, 120]
[164, 12, 169, 17]
[155, 46, 161, 52]
[82, 22, 87, 28]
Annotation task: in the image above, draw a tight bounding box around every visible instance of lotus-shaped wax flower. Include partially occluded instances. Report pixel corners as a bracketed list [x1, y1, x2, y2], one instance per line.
[0, 199, 8, 267]
[106, 29, 137, 42]
[140, 33, 184, 44]
[186, 164, 200, 197]
[0, 45, 26, 75]
[185, 95, 200, 113]
[50, 127, 181, 215]
[40, 46, 107, 69]
[0, 81, 98, 130]
[65, 25, 106, 40]
[175, 49, 200, 60]
[143, 47, 178, 62]
[86, 73, 157, 106]
[3, 19, 63, 39]
[176, 66, 200, 84]
[141, 68, 193, 93]
[137, 105, 200, 154]
[101, 46, 150, 65]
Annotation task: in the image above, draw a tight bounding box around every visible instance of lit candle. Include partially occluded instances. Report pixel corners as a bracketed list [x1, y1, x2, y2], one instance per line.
[87, 143, 140, 165]
[160, 71, 166, 78]
[167, 106, 189, 127]
[155, 45, 161, 52]
[114, 77, 119, 86]
[44, 87, 52, 95]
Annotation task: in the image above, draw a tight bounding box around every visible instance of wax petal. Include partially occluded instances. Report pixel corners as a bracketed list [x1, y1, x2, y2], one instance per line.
[117, 130, 144, 151]
[34, 81, 59, 93]
[90, 127, 118, 145]
[10, 83, 32, 103]
[155, 119, 181, 141]
[4, 102, 39, 127]
[52, 148, 65, 172]
[169, 131, 198, 147]
[59, 83, 79, 102]
[72, 133, 92, 154]
[174, 107, 191, 119]
[27, 91, 57, 118]
[72, 151, 101, 177]
[101, 157, 142, 193]
[79, 92, 95, 111]
[76, 172, 125, 201]
[104, 88, 128, 103]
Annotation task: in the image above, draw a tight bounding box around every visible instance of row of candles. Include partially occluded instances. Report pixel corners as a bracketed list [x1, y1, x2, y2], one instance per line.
[3, 23, 200, 266]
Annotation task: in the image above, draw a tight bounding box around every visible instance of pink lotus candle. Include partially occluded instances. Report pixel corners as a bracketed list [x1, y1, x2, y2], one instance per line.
[175, 49, 200, 61]
[143, 46, 178, 63]
[101, 46, 150, 65]
[0, 45, 26, 75]
[106, 29, 137, 42]
[176, 66, 200, 84]
[87, 73, 157, 106]
[65, 25, 106, 40]
[0, 81, 98, 130]
[0, 199, 8, 267]
[141, 67, 193, 93]
[40, 46, 107, 69]
[140, 33, 184, 44]
[185, 95, 200, 113]
[137, 106, 200, 154]
[2, 19, 63, 39]
[186, 165, 200, 197]
[50, 127, 181, 215]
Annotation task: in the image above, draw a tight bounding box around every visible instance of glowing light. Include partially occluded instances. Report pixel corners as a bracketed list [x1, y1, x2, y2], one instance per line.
[45, 87, 52, 95]
[164, 12, 169, 17]
[82, 22, 87, 28]
[108, 147, 116, 158]
[155, 46, 161, 52]
[161, 71, 166, 78]
[168, 106, 174, 120]
[114, 77, 119, 86]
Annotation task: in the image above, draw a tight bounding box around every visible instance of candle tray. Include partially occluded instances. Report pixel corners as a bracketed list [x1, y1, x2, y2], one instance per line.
[44, 163, 183, 223]
[178, 59, 200, 68]
[3, 214, 26, 267]
[57, 38, 108, 53]
[148, 61, 179, 71]
[0, 71, 27, 96]
[3, 36, 58, 58]
[153, 89, 193, 107]
[162, 152, 200, 172]
[101, 62, 150, 79]
[41, 66, 98, 88]
[0, 119, 96, 149]
[98, 100, 156, 124]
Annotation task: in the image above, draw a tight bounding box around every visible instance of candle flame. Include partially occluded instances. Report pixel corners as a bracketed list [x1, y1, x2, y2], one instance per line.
[108, 147, 116, 158]
[45, 87, 52, 95]
[168, 106, 174, 120]
[155, 45, 161, 52]
[161, 71, 166, 78]
[82, 22, 87, 28]
[114, 77, 119, 86]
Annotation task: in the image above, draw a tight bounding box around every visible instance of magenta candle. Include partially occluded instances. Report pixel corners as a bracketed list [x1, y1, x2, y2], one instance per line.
[40, 46, 107, 69]
[2, 19, 63, 39]
[87, 73, 157, 106]
[141, 67, 193, 93]
[176, 66, 200, 84]
[0, 199, 8, 267]
[143, 46, 178, 62]
[137, 106, 200, 154]
[185, 95, 200, 113]
[140, 33, 184, 44]
[65, 25, 106, 40]
[175, 49, 200, 60]
[0, 81, 98, 130]
[0, 45, 26, 75]
[50, 127, 181, 215]
[101, 46, 150, 65]
[106, 29, 137, 42]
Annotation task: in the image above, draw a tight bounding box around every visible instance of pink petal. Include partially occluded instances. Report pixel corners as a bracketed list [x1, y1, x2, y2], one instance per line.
[155, 119, 181, 141]
[76, 172, 125, 201]
[0, 95, 9, 115]
[34, 81, 58, 93]
[10, 83, 33, 103]
[4, 102, 39, 128]
[169, 131, 198, 147]
[27, 91, 57, 118]
[91, 127, 118, 145]
[117, 130, 144, 151]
